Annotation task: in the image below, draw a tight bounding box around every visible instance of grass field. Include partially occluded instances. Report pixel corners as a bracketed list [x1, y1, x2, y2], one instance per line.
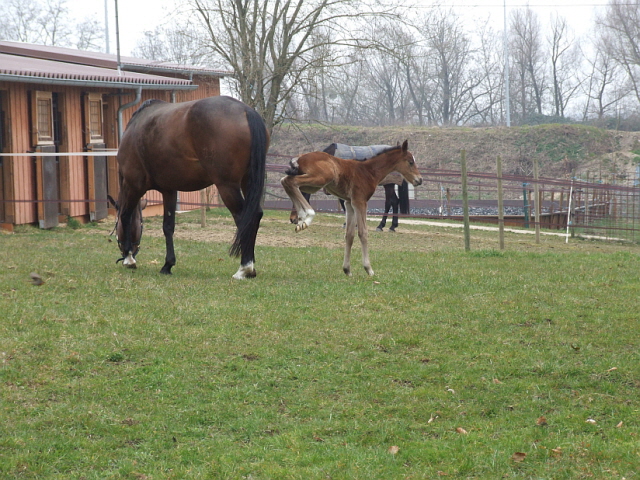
[1, 209, 639, 479]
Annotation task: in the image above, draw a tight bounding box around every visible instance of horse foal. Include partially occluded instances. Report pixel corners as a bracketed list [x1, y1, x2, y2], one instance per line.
[281, 140, 422, 276]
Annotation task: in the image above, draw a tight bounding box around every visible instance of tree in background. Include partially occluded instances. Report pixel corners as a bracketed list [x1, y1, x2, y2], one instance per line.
[186, 0, 393, 131]
[599, 0, 640, 105]
[0, 0, 103, 51]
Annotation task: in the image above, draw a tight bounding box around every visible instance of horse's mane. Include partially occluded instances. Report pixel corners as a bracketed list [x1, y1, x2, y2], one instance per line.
[130, 99, 166, 120]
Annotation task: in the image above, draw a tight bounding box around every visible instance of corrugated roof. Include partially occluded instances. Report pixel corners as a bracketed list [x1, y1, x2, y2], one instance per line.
[0, 41, 229, 77]
[0, 52, 197, 89]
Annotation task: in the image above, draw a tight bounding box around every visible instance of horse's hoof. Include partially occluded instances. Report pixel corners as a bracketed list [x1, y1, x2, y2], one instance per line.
[295, 224, 307, 232]
[376, 227, 383, 232]
[233, 262, 256, 279]
[366, 268, 375, 276]
[389, 228, 396, 232]
[123, 254, 137, 269]
[343, 267, 351, 276]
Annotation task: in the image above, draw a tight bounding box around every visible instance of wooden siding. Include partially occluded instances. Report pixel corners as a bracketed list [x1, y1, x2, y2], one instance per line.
[1, 74, 221, 226]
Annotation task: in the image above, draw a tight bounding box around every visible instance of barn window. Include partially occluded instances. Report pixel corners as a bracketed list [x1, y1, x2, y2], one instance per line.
[84, 93, 104, 144]
[31, 91, 54, 146]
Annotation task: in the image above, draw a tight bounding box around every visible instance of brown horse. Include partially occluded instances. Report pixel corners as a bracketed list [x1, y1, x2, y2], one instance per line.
[289, 143, 410, 232]
[281, 140, 422, 276]
[108, 96, 269, 279]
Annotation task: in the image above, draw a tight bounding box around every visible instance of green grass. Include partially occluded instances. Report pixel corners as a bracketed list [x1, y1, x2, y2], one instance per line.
[1, 210, 639, 479]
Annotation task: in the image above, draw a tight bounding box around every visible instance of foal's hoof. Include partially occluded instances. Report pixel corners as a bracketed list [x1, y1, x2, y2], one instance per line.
[295, 223, 307, 232]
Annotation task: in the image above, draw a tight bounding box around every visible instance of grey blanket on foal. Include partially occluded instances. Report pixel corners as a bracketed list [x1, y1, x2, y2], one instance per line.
[331, 143, 404, 186]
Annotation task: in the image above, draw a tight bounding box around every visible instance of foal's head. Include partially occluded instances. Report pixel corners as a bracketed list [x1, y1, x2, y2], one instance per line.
[107, 195, 147, 266]
[392, 140, 423, 187]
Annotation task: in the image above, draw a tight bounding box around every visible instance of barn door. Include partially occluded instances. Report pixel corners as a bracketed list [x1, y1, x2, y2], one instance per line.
[35, 145, 59, 229]
[86, 143, 108, 221]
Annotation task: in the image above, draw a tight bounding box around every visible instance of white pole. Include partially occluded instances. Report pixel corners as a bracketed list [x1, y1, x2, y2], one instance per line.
[503, 0, 511, 127]
[565, 182, 573, 243]
[104, 0, 110, 53]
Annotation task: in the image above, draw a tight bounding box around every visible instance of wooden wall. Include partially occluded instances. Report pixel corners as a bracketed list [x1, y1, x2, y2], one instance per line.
[1, 74, 221, 226]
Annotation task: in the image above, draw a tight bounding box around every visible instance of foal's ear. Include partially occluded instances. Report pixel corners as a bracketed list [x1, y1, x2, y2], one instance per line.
[402, 139, 409, 152]
[107, 195, 119, 210]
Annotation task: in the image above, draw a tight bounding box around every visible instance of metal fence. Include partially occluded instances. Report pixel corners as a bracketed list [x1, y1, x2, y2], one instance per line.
[265, 155, 640, 243]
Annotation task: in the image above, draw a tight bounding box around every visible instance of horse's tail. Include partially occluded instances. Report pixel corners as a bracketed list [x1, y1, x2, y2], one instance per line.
[229, 107, 269, 258]
[399, 180, 410, 214]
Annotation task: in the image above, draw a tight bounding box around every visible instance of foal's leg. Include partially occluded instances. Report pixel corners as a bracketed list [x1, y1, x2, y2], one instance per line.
[353, 200, 374, 276]
[342, 201, 356, 276]
[289, 192, 311, 224]
[160, 190, 177, 274]
[281, 176, 316, 231]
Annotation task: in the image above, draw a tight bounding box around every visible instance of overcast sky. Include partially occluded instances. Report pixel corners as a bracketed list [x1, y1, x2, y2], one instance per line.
[65, 0, 606, 56]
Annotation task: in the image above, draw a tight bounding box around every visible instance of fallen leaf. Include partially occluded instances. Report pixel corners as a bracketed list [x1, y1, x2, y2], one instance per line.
[373, 281, 380, 285]
[551, 447, 562, 457]
[493, 378, 503, 384]
[536, 416, 548, 426]
[570, 344, 580, 351]
[607, 367, 618, 372]
[586, 418, 597, 424]
[446, 388, 455, 394]
[511, 452, 527, 462]
[29, 272, 44, 286]
[456, 427, 468, 434]
[616, 421, 623, 428]
[388, 445, 399, 454]
[428, 414, 437, 424]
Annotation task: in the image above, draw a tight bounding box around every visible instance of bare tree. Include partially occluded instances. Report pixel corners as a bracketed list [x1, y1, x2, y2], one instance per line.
[598, 0, 640, 104]
[0, 0, 103, 50]
[76, 17, 104, 51]
[133, 25, 208, 65]
[548, 15, 582, 118]
[509, 7, 546, 122]
[186, 0, 391, 130]
[581, 27, 630, 122]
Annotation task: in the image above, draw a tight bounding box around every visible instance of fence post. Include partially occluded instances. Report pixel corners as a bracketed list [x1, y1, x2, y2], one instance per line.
[200, 189, 206, 228]
[461, 150, 470, 251]
[534, 158, 540, 244]
[497, 155, 505, 250]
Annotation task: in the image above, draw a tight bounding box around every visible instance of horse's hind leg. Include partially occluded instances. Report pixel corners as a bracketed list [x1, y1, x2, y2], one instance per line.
[160, 191, 177, 274]
[217, 185, 257, 279]
[389, 187, 400, 232]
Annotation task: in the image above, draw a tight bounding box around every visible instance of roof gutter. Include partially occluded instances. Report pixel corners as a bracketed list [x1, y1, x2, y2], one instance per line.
[0, 73, 198, 91]
[117, 87, 142, 143]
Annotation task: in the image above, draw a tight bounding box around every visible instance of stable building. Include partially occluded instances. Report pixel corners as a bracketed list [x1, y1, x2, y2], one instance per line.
[0, 41, 227, 230]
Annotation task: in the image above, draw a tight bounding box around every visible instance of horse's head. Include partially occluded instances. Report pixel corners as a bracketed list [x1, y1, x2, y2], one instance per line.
[107, 195, 147, 268]
[394, 140, 423, 187]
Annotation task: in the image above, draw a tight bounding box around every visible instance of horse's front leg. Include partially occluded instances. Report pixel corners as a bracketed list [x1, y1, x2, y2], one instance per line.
[354, 200, 374, 276]
[160, 191, 177, 274]
[343, 201, 356, 276]
[289, 192, 311, 224]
